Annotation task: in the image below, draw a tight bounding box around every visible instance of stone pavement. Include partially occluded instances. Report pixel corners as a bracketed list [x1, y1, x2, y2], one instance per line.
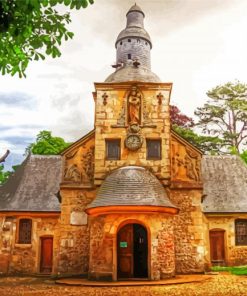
[56, 274, 213, 286]
[0, 274, 247, 295]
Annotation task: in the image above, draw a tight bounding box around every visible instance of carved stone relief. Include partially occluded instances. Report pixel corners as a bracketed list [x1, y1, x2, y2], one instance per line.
[125, 124, 143, 151]
[116, 102, 126, 126]
[172, 145, 201, 182]
[127, 86, 142, 125]
[63, 140, 95, 185]
[64, 164, 81, 183]
[143, 94, 152, 125]
[82, 145, 95, 183]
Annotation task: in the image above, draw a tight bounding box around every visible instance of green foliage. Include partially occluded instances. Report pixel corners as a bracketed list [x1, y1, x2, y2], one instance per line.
[211, 265, 247, 275]
[240, 150, 247, 164]
[173, 124, 223, 154]
[0, 164, 12, 185]
[0, 0, 94, 77]
[195, 81, 247, 153]
[27, 130, 70, 155]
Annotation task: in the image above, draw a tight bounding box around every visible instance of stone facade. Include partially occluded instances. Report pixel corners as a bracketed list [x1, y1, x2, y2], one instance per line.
[206, 214, 247, 266]
[88, 213, 175, 281]
[0, 214, 59, 274]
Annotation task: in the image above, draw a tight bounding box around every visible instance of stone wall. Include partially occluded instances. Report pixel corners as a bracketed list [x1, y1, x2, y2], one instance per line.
[206, 214, 247, 266]
[116, 38, 151, 69]
[56, 188, 96, 275]
[0, 215, 59, 274]
[169, 188, 207, 274]
[88, 213, 176, 281]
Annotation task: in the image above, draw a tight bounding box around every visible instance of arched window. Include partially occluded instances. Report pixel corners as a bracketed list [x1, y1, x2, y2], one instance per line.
[235, 219, 247, 245]
[19, 219, 32, 244]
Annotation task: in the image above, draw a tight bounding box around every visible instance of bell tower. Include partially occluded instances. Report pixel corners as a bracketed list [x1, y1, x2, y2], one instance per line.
[93, 4, 172, 186]
[105, 4, 160, 83]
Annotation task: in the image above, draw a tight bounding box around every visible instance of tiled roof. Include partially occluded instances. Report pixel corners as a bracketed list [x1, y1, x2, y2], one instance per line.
[105, 63, 161, 83]
[87, 166, 177, 209]
[202, 155, 247, 213]
[0, 155, 61, 212]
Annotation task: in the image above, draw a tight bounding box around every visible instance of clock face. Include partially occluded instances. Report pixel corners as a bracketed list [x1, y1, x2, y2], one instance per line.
[125, 134, 143, 151]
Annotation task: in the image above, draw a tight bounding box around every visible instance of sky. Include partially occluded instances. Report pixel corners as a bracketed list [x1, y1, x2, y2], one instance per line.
[0, 0, 247, 170]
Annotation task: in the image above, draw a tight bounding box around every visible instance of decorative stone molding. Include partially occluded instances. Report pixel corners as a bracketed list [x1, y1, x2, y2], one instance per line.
[102, 92, 108, 105]
[64, 164, 81, 183]
[157, 92, 164, 105]
[82, 145, 95, 183]
[125, 123, 143, 151]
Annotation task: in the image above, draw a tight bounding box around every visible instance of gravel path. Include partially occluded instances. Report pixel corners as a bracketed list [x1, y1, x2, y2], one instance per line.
[0, 274, 247, 296]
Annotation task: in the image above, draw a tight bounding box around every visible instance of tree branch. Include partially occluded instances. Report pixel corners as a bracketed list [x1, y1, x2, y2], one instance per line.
[0, 150, 10, 163]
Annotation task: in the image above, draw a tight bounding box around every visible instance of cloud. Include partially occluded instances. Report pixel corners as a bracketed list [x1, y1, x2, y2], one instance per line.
[0, 92, 36, 108]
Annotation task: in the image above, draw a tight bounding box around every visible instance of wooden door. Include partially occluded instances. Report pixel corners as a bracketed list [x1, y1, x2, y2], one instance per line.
[117, 224, 133, 278]
[40, 237, 53, 273]
[209, 230, 225, 262]
[117, 224, 148, 279]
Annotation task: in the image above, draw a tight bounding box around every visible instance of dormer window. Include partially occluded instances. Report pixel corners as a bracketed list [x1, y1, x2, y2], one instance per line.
[128, 54, 131, 59]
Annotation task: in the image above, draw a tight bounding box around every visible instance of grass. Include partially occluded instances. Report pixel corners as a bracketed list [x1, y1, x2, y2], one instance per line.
[211, 265, 247, 275]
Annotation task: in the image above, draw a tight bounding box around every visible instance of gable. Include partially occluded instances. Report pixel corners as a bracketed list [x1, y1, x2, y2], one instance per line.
[61, 130, 95, 187]
[171, 131, 202, 184]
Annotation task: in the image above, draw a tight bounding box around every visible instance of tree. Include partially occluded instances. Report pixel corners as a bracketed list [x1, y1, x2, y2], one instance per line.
[170, 105, 194, 128]
[0, 0, 94, 77]
[170, 105, 222, 153]
[172, 124, 223, 154]
[0, 164, 12, 185]
[195, 81, 247, 153]
[26, 130, 70, 155]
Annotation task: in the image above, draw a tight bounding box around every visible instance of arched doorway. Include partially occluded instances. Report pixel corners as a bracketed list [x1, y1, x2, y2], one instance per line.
[117, 223, 148, 279]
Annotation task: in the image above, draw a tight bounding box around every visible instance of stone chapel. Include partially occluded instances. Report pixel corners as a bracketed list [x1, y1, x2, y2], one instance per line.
[1, 4, 247, 280]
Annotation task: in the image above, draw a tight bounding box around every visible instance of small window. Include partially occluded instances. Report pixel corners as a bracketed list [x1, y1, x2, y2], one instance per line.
[235, 220, 247, 246]
[120, 41, 122, 45]
[146, 139, 161, 160]
[128, 39, 131, 42]
[128, 54, 131, 59]
[137, 39, 140, 43]
[106, 139, 121, 160]
[19, 219, 32, 244]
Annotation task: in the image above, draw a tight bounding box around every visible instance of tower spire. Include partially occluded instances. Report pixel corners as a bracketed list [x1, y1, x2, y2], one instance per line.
[105, 4, 160, 83]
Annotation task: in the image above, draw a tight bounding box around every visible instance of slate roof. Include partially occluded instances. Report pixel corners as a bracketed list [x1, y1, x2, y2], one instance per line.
[0, 155, 61, 212]
[127, 4, 145, 16]
[202, 155, 247, 213]
[87, 166, 177, 209]
[105, 63, 161, 83]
